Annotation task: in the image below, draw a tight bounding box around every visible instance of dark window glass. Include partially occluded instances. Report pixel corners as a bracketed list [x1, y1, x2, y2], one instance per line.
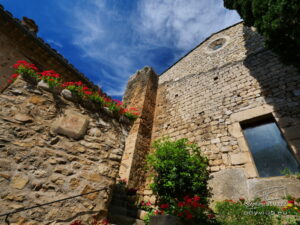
[242, 119, 300, 177]
[213, 44, 223, 50]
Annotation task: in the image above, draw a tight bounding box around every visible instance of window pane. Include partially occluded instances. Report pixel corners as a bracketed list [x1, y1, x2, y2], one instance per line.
[243, 121, 300, 177]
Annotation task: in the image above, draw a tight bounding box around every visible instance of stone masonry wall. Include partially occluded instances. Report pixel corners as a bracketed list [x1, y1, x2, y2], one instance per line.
[119, 67, 158, 190]
[0, 76, 131, 224]
[147, 23, 300, 202]
[0, 7, 94, 93]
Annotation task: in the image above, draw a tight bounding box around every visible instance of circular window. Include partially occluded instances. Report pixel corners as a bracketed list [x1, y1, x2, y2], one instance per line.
[208, 38, 226, 51]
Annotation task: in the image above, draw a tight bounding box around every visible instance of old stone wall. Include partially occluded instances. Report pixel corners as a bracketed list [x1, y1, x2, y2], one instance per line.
[0, 7, 94, 93]
[146, 23, 300, 201]
[119, 67, 158, 190]
[0, 76, 131, 224]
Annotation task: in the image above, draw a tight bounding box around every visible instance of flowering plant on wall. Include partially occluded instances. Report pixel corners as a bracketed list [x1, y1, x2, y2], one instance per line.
[38, 70, 61, 88]
[61, 81, 92, 98]
[8, 73, 19, 83]
[153, 195, 215, 222]
[10, 60, 140, 121]
[13, 60, 39, 81]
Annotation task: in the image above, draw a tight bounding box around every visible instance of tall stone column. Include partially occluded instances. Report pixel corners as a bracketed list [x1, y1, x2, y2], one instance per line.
[119, 67, 158, 189]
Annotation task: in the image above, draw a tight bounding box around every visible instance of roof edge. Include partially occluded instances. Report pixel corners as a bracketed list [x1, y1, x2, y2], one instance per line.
[159, 21, 244, 76]
[0, 4, 96, 89]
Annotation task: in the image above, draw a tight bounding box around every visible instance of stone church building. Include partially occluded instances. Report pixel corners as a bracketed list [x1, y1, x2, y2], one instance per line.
[0, 4, 299, 224]
[120, 22, 300, 202]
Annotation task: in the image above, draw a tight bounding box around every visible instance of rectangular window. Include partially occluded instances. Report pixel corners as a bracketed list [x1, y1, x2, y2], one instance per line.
[241, 115, 300, 177]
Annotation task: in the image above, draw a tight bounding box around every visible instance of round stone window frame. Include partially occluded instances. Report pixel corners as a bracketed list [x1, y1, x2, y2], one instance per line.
[205, 36, 230, 54]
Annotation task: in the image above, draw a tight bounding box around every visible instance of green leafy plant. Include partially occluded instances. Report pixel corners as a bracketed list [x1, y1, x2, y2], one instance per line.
[215, 198, 299, 225]
[13, 60, 39, 80]
[280, 168, 300, 179]
[145, 138, 214, 223]
[39, 70, 62, 88]
[147, 138, 210, 204]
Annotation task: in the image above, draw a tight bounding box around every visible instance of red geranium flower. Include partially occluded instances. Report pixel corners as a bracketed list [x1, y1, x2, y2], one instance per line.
[207, 214, 215, 219]
[193, 195, 200, 201]
[177, 201, 185, 207]
[160, 203, 169, 209]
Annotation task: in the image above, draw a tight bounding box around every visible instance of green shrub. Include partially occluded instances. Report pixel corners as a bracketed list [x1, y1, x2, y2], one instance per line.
[146, 138, 210, 204]
[215, 199, 299, 225]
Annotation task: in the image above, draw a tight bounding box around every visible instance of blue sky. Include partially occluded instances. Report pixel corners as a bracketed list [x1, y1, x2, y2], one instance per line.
[1, 0, 241, 99]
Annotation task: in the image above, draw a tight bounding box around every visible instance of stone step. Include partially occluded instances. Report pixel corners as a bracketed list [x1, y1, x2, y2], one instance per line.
[109, 215, 145, 225]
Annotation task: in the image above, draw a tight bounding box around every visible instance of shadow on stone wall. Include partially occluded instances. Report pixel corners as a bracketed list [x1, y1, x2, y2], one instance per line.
[242, 26, 300, 162]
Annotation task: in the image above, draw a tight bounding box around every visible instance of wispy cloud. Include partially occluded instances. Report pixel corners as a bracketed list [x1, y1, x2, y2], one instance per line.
[57, 0, 240, 97]
[46, 39, 63, 48]
[136, 0, 241, 51]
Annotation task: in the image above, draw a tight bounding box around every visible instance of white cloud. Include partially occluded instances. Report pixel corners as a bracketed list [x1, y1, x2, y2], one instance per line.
[136, 0, 241, 50]
[58, 0, 241, 96]
[46, 39, 63, 48]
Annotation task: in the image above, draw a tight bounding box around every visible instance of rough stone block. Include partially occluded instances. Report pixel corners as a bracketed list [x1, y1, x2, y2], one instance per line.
[52, 110, 89, 139]
[282, 126, 300, 140]
[81, 185, 98, 200]
[230, 152, 248, 165]
[248, 177, 300, 201]
[14, 113, 33, 123]
[208, 168, 248, 201]
[11, 175, 29, 189]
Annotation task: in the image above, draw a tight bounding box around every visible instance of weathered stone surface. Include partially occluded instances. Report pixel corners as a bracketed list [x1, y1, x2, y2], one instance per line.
[37, 80, 50, 91]
[248, 177, 300, 200]
[11, 175, 29, 189]
[14, 113, 33, 123]
[81, 185, 98, 200]
[283, 126, 300, 140]
[61, 89, 73, 100]
[230, 152, 248, 165]
[52, 110, 89, 139]
[209, 168, 248, 201]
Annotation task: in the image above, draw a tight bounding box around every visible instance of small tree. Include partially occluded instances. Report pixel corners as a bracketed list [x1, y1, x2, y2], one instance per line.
[147, 138, 210, 204]
[224, 0, 300, 69]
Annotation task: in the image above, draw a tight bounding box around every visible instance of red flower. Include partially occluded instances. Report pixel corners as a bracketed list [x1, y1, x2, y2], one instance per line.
[184, 210, 193, 219]
[177, 201, 185, 207]
[261, 201, 267, 205]
[160, 203, 169, 209]
[8, 79, 12, 83]
[101, 219, 110, 225]
[84, 91, 93, 95]
[288, 200, 294, 204]
[198, 204, 206, 209]
[207, 214, 215, 219]
[178, 212, 183, 217]
[193, 195, 200, 201]
[70, 220, 82, 225]
[11, 74, 19, 79]
[191, 201, 200, 208]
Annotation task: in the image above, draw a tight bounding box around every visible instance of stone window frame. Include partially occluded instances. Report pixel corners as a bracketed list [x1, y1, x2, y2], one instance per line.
[205, 35, 230, 54]
[228, 105, 299, 178]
